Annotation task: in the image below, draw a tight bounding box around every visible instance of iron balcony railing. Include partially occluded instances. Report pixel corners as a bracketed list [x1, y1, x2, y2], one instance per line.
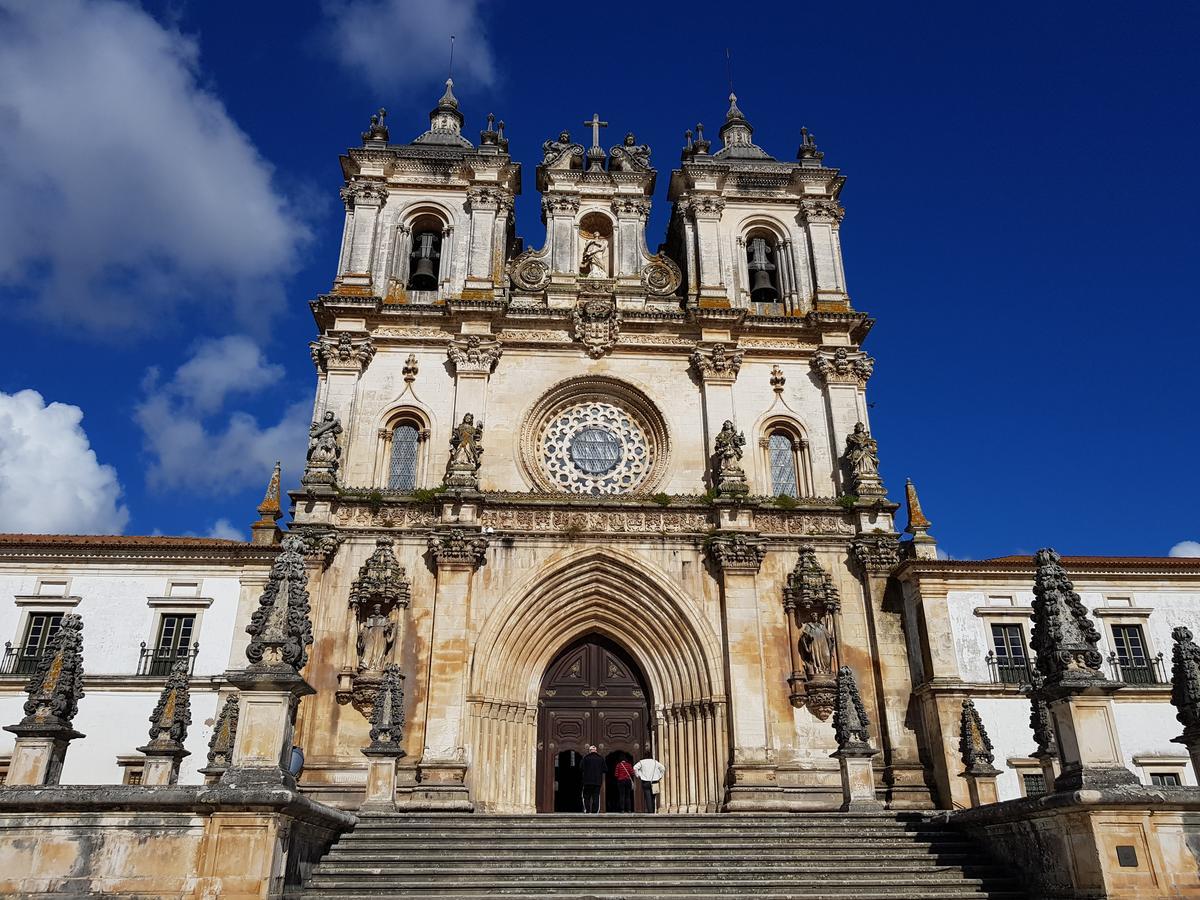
[0, 642, 49, 676]
[137, 642, 200, 677]
[1108, 651, 1167, 686]
[985, 651, 1033, 685]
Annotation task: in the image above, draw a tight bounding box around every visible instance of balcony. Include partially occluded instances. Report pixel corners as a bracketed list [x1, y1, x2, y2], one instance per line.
[985, 651, 1032, 685]
[137, 642, 199, 677]
[0, 643, 48, 676]
[1108, 651, 1167, 686]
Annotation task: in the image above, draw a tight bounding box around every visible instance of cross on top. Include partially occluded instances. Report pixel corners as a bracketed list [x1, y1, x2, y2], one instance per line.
[583, 113, 609, 150]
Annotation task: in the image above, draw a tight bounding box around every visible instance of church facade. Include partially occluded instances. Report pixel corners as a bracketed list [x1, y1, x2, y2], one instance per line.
[1, 84, 1197, 827]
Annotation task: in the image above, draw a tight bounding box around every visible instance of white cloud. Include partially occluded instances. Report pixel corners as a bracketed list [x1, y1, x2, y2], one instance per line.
[135, 336, 309, 494]
[322, 0, 495, 96]
[0, 389, 129, 534]
[1170, 541, 1200, 558]
[0, 0, 309, 331]
[204, 518, 245, 541]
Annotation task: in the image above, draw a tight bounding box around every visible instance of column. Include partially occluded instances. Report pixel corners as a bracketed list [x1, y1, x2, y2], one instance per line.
[689, 196, 727, 304]
[707, 534, 780, 810]
[463, 186, 510, 296]
[852, 535, 933, 808]
[611, 197, 650, 280]
[800, 199, 848, 311]
[411, 529, 489, 810]
[335, 180, 387, 294]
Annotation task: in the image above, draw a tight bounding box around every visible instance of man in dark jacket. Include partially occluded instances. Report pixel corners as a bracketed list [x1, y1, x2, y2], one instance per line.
[580, 745, 605, 813]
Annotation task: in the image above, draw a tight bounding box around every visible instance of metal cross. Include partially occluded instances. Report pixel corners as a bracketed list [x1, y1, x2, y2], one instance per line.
[583, 113, 609, 150]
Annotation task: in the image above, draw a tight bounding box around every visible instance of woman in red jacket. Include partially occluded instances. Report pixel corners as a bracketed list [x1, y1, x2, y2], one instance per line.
[614, 757, 635, 813]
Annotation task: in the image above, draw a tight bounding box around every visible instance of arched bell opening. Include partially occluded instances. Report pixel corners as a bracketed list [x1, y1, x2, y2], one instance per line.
[406, 213, 444, 291]
[535, 634, 653, 813]
[745, 229, 781, 306]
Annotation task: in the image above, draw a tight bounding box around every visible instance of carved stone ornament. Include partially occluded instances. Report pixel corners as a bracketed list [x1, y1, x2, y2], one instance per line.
[573, 297, 621, 358]
[1170, 626, 1200, 746]
[712, 420, 749, 497]
[245, 534, 315, 673]
[541, 132, 585, 169]
[444, 413, 484, 490]
[402, 354, 419, 385]
[466, 186, 513, 214]
[201, 694, 240, 774]
[365, 664, 407, 755]
[770, 365, 786, 395]
[851, 534, 901, 575]
[684, 194, 726, 218]
[1026, 670, 1058, 760]
[842, 422, 886, 497]
[311, 333, 376, 373]
[427, 528, 489, 569]
[340, 179, 389, 209]
[348, 539, 411, 710]
[1030, 548, 1108, 691]
[18, 612, 85, 729]
[447, 335, 502, 375]
[607, 132, 651, 172]
[832, 665, 873, 752]
[812, 348, 874, 387]
[784, 547, 842, 720]
[350, 538, 412, 614]
[294, 525, 345, 569]
[541, 192, 581, 216]
[302, 410, 343, 487]
[801, 198, 845, 224]
[508, 249, 552, 292]
[959, 699, 1001, 776]
[361, 107, 389, 143]
[639, 253, 682, 297]
[690, 343, 744, 381]
[707, 532, 765, 573]
[143, 660, 192, 751]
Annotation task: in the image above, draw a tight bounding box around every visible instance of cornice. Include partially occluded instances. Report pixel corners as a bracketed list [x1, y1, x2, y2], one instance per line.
[0, 535, 279, 566]
[896, 555, 1200, 582]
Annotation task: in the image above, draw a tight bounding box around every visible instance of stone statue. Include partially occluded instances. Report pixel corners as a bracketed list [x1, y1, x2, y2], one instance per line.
[799, 618, 836, 679]
[541, 130, 582, 168]
[445, 413, 484, 490]
[357, 601, 396, 673]
[845, 422, 878, 478]
[712, 420, 748, 496]
[609, 132, 651, 171]
[307, 411, 343, 466]
[580, 231, 609, 278]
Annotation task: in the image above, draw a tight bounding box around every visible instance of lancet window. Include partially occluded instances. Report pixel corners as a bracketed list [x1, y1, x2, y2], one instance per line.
[768, 431, 801, 498]
[387, 423, 421, 491]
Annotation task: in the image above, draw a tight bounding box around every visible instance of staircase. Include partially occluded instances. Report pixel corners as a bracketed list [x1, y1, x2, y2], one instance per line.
[298, 812, 1026, 899]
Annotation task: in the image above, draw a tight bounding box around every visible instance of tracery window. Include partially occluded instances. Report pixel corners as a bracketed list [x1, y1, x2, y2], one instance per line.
[388, 423, 421, 491]
[768, 430, 801, 498]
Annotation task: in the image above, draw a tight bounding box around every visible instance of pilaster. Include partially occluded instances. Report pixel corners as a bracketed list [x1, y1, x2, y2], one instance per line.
[335, 179, 388, 294]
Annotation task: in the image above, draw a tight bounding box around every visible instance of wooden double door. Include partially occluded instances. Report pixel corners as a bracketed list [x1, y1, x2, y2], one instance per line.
[536, 636, 652, 813]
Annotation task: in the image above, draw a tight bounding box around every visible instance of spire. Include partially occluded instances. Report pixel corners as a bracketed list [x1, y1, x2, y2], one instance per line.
[245, 534, 314, 673]
[958, 699, 1000, 776]
[797, 126, 824, 165]
[438, 77, 459, 110]
[832, 665, 874, 752]
[250, 461, 283, 545]
[413, 78, 470, 147]
[725, 91, 747, 125]
[903, 478, 937, 558]
[361, 108, 389, 144]
[1030, 548, 1108, 691]
[714, 92, 773, 160]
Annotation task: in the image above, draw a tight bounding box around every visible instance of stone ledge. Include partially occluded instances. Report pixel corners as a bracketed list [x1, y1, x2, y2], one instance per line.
[0, 783, 357, 831]
[941, 784, 1200, 824]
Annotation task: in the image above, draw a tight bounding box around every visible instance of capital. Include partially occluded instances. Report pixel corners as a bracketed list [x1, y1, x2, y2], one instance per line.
[801, 198, 844, 224]
[427, 528, 489, 570]
[447, 334, 502, 375]
[811, 348, 874, 387]
[690, 343, 743, 382]
[310, 333, 376, 374]
[340, 179, 389, 209]
[851, 534, 900, 575]
[707, 532, 765, 573]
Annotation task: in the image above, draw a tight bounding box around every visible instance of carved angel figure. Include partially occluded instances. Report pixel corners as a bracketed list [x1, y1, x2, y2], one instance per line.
[609, 132, 651, 171]
[449, 413, 484, 469]
[307, 411, 343, 465]
[541, 130, 582, 167]
[357, 601, 396, 673]
[844, 422, 879, 479]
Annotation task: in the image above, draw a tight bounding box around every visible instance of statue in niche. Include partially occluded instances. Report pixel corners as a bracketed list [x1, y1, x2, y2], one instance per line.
[844, 422, 880, 481]
[357, 601, 396, 673]
[307, 411, 343, 467]
[580, 230, 609, 279]
[799, 617, 836, 678]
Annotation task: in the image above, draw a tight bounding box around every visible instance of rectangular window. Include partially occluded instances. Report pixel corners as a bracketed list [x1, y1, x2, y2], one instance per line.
[1021, 772, 1047, 796]
[147, 613, 196, 676]
[1112, 624, 1156, 684]
[990, 623, 1029, 684]
[1150, 772, 1182, 787]
[11, 612, 64, 675]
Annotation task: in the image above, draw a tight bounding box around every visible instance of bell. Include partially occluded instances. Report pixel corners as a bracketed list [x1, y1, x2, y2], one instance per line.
[407, 233, 440, 291]
[750, 268, 778, 303]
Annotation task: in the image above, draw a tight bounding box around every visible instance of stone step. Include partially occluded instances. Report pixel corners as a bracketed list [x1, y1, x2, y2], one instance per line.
[322, 847, 983, 862]
[297, 891, 1021, 900]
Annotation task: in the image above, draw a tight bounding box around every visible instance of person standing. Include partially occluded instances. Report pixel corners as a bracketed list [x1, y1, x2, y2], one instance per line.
[614, 756, 635, 813]
[633, 752, 665, 813]
[580, 745, 605, 814]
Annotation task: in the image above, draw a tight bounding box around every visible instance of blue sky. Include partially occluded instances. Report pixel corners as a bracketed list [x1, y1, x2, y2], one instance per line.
[0, 0, 1196, 559]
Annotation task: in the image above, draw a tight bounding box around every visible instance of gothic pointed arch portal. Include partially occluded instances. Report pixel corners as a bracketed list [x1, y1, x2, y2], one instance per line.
[466, 548, 727, 813]
[536, 635, 652, 813]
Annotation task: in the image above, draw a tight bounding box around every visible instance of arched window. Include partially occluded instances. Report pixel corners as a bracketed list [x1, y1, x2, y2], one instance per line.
[768, 430, 801, 498]
[387, 423, 420, 490]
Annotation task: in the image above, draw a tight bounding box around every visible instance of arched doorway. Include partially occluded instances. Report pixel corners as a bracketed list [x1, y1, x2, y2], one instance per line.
[536, 635, 652, 813]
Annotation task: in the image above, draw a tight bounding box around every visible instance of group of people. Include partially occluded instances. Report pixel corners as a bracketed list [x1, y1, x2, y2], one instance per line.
[579, 746, 665, 814]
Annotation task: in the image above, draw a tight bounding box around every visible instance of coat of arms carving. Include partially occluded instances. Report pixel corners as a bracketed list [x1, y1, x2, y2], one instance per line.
[573, 297, 620, 358]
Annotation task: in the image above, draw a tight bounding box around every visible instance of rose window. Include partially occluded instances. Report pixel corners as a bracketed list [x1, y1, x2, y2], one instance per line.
[540, 401, 653, 495]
